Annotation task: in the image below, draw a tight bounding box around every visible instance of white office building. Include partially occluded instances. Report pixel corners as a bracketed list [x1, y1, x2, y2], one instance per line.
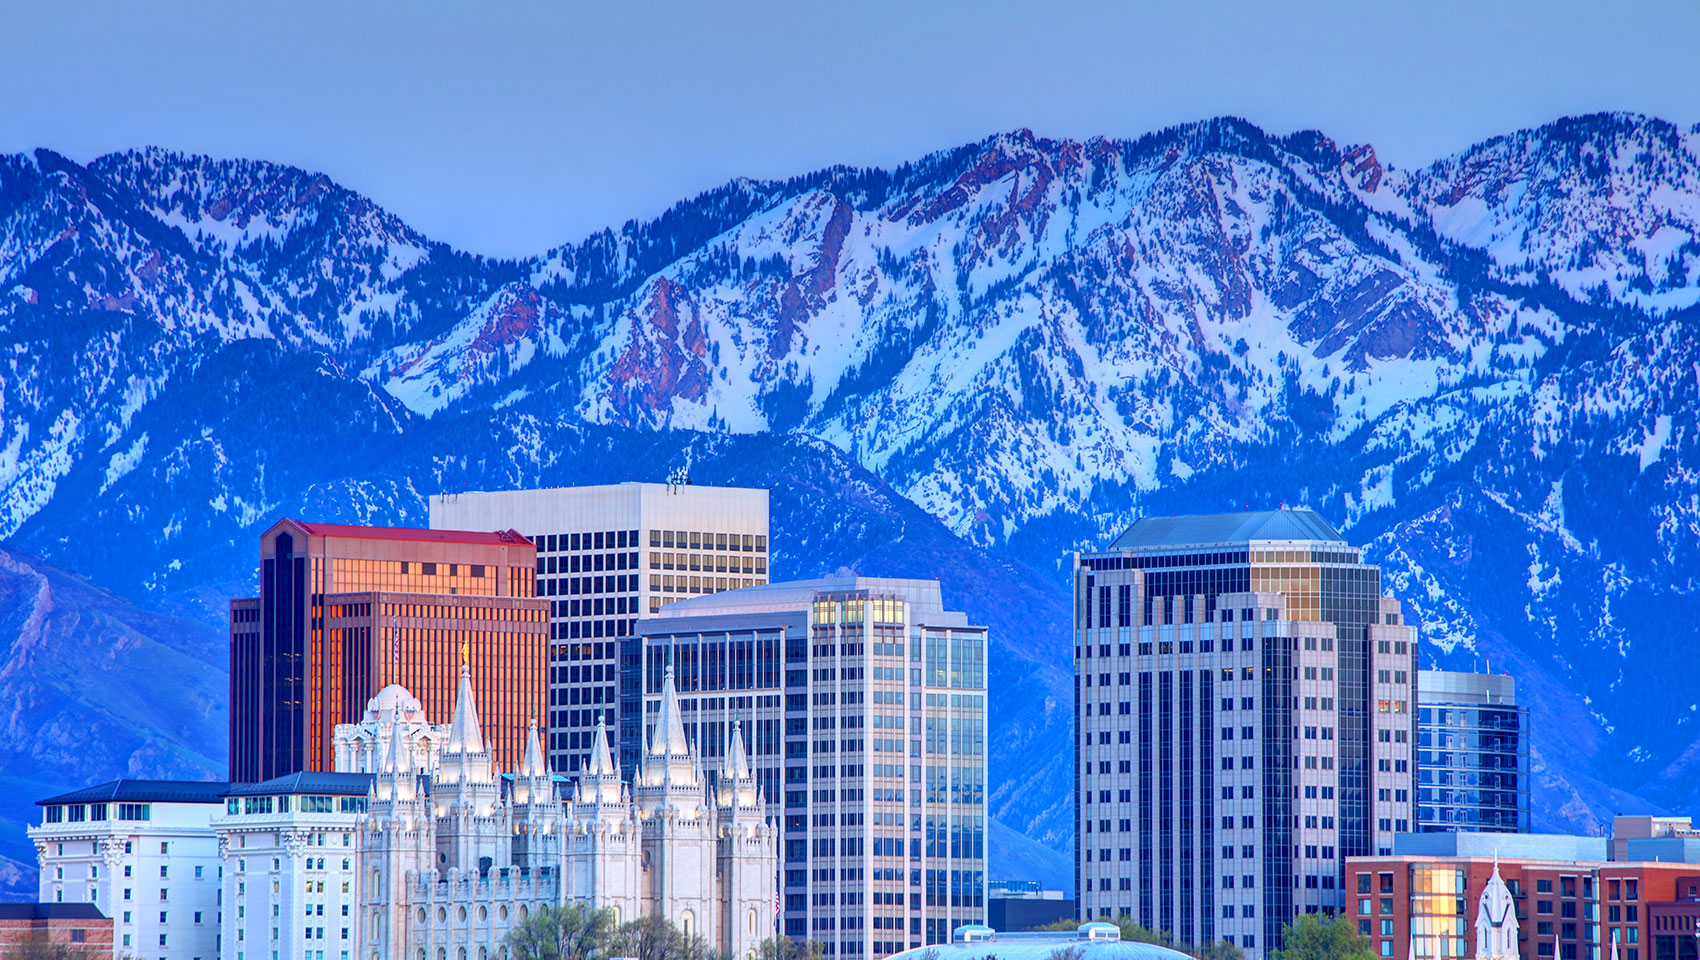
[29, 782, 227, 960]
[429, 481, 771, 776]
[213, 771, 373, 960]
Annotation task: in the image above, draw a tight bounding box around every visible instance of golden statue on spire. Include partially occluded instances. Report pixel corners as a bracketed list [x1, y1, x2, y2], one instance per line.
[460, 641, 470, 665]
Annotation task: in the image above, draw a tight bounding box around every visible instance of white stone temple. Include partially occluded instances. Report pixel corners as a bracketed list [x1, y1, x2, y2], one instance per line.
[353, 663, 777, 960]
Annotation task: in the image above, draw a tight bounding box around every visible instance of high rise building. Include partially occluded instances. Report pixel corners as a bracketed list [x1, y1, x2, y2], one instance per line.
[229, 518, 548, 781]
[1415, 670, 1529, 834]
[428, 482, 770, 775]
[625, 576, 989, 959]
[1073, 509, 1417, 960]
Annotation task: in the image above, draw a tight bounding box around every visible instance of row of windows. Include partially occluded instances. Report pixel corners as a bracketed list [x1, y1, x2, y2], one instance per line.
[44, 803, 151, 823]
[650, 552, 767, 574]
[380, 602, 542, 622]
[223, 795, 367, 815]
[532, 529, 769, 553]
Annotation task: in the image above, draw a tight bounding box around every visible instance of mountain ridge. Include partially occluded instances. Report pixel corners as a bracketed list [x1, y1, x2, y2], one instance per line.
[2, 110, 1697, 898]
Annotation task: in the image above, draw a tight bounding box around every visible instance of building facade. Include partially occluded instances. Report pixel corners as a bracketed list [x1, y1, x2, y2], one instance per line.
[627, 576, 989, 959]
[213, 772, 374, 960]
[428, 481, 771, 778]
[229, 518, 548, 781]
[1346, 832, 1699, 960]
[0, 904, 114, 957]
[1073, 509, 1418, 959]
[358, 663, 777, 960]
[29, 782, 227, 960]
[1416, 670, 1530, 834]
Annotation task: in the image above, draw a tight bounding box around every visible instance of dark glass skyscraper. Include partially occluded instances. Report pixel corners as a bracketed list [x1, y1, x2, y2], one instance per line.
[1415, 670, 1530, 833]
[1073, 510, 1418, 960]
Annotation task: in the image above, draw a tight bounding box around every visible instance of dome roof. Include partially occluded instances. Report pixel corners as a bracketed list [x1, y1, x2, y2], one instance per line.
[364, 684, 426, 722]
[887, 925, 1195, 960]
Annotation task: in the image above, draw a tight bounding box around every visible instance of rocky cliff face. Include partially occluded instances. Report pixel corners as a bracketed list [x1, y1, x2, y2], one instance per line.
[2, 112, 1697, 896]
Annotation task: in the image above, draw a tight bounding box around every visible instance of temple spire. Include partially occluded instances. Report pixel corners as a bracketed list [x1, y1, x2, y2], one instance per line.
[587, 716, 618, 778]
[724, 719, 752, 781]
[521, 717, 547, 779]
[638, 664, 701, 792]
[648, 665, 692, 760]
[446, 662, 485, 755]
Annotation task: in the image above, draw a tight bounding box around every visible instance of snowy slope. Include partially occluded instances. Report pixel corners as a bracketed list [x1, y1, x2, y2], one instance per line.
[2, 113, 1699, 895]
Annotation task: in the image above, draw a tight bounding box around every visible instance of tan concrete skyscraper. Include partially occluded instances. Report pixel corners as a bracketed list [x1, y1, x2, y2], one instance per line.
[1073, 510, 1417, 960]
[428, 481, 770, 775]
[229, 518, 549, 781]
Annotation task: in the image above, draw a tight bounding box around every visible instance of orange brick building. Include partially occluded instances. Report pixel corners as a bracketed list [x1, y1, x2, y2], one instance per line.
[0, 903, 112, 957]
[230, 519, 547, 780]
[1347, 844, 1695, 960]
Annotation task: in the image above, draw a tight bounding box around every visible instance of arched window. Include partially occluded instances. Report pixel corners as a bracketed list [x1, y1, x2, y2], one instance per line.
[681, 909, 695, 939]
[748, 908, 757, 935]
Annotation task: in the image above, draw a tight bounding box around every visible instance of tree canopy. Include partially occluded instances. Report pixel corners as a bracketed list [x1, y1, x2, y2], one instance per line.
[1271, 914, 1375, 960]
[505, 905, 818, 960]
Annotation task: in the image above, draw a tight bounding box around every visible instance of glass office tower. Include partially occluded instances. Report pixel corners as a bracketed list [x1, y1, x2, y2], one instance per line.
[625, 577, 988, 959]
[1415, 670, 1530, 833]
[1073, 510, 1418, 960]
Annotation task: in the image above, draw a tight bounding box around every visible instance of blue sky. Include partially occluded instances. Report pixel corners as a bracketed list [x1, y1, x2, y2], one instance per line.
[3, 0, 1696, 258]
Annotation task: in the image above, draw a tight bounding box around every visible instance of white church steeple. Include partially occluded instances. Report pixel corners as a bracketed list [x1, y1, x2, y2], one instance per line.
[1475, 855, 1520, 960]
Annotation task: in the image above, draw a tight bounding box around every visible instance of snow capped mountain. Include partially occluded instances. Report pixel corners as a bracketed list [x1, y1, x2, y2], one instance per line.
[2, 112, 1698, 896]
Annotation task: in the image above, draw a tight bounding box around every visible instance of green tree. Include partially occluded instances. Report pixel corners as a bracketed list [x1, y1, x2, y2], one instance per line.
[505, 902, 617, 960]
[1272, 914, 1374, 960]
[609, 913, 719, 960]
[753, 937, 825, 960]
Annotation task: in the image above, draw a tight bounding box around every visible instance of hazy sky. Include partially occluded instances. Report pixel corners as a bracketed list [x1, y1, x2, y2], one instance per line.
[4, 0, 1696, 258]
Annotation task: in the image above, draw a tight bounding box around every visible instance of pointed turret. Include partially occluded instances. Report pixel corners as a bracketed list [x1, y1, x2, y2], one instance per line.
[1475, 851, 1520, 960]
[637, 665, 702, 816]
[588, 716, 618, 778]
[648, 665, 692, 762]
[717, 719, 760, 809]
[521, 717, 548, 778]
[446, 662, 486, 756]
